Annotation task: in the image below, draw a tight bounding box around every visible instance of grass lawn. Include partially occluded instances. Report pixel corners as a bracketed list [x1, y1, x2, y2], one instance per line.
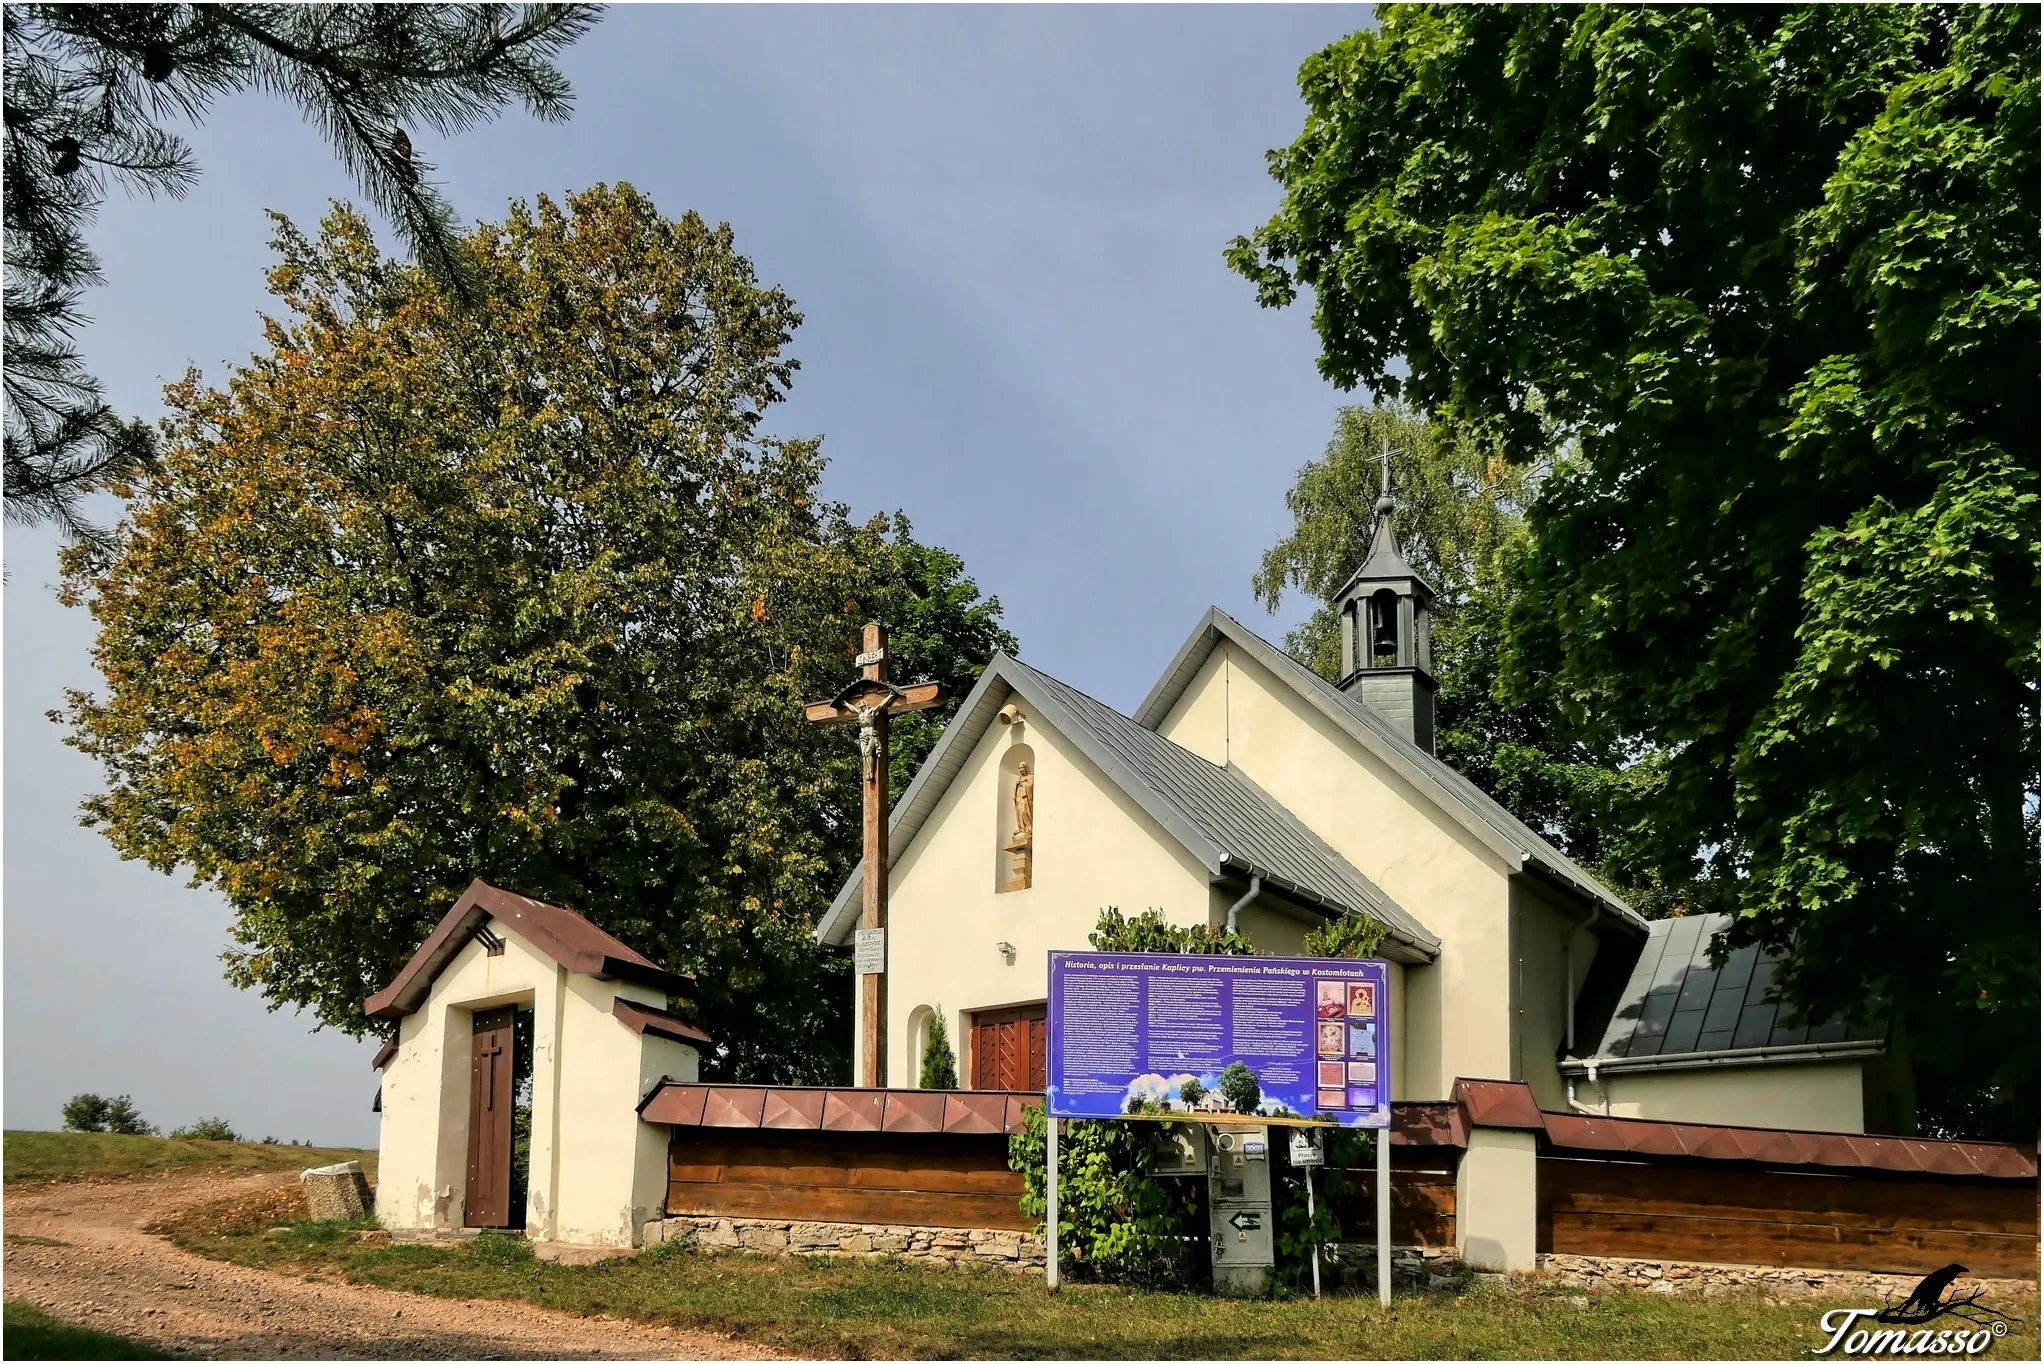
[158, 1186, 2040, 1361]
[2, 1300, 173, 1360]
[3, 1130, 374, 1185]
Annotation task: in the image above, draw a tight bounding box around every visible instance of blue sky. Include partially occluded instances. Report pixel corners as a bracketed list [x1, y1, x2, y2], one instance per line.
[4, 5, 1372, 1144]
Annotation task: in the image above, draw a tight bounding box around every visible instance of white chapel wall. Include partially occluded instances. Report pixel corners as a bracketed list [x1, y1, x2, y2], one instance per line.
[551, 970, 696, 1246]
[1154, 641, 1517, 1101]
[1509, 878, 1602, 1110]
[1587, 1060, 1866, 1133]
[877, 692, 1213, 1086]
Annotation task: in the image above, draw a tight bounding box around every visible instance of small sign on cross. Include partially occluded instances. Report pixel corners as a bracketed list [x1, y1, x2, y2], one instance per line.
[854, 928, 886, 976]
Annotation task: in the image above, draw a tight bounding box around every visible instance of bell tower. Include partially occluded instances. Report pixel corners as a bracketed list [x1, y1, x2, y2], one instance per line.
[1333, 444, 1438, 752]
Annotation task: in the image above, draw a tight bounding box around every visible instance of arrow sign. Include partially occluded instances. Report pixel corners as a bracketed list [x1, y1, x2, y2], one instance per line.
[1228, 1211, 1262, 1232]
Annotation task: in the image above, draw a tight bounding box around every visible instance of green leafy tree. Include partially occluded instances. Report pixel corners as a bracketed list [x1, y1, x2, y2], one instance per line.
[919, 1009, 958, 1090]
[60, 1093, 111, 1133]
[1216, 1061, 1261, 1116]
[1254, 403, 1529, 683]
[57, 185, 1015, 1084]
[99, 1095, 153, 1135]
[1177, 1078, 1207, 1107]
[1230, 4, 2038, 1137]
[4, 3, 599, 543]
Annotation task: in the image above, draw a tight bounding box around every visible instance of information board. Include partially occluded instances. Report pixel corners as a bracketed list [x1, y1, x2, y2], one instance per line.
[1047, 951, 1390, 1128]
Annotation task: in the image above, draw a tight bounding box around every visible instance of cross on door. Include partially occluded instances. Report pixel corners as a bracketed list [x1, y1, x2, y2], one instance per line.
[802, 621, 945, 1087]
[478, 1036, 503, 1109]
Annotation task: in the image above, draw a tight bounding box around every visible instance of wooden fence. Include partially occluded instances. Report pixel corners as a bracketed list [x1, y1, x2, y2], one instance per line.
[1536, 1154, 2039, 1277]
[646, 1080, 2038, 1280]
[667, 1127, 1031, 1231]
[1325, 1148, 1459, 1248]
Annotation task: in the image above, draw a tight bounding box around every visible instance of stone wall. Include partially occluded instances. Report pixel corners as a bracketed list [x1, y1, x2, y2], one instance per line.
[1322, 1242, 1467, 1292]
[644, 1215, 1046, 1274]
[1536, 1252, 2037, 1300]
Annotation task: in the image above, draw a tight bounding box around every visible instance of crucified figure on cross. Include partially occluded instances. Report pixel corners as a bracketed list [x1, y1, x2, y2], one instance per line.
[803, 621, 946, 1087]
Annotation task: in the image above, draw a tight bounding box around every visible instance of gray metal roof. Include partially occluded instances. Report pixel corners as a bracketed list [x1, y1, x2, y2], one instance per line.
[1133, 608, 1648, 932]
[1579, 912, 1886, 1066]
[814, 653, 1439, 960]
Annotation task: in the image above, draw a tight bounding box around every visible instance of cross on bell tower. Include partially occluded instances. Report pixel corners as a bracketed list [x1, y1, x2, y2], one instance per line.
[1332, 441, 1439, 752]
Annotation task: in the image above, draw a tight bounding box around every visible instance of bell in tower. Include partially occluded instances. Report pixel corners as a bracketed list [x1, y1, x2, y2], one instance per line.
[1333, 443, 1438, 752]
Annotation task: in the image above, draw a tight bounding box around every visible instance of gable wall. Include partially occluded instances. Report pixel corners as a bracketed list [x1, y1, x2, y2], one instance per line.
[1155, 642, 1516, 1100]
[878, 691, 1214, 1086]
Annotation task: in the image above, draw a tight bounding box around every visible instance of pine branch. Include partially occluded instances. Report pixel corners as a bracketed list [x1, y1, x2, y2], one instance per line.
[0, 3, 602, 539]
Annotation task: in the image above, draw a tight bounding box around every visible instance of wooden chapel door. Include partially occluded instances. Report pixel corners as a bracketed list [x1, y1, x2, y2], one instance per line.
[464, 1006, 517, 1228]
[970, 1004, 1047, 1091]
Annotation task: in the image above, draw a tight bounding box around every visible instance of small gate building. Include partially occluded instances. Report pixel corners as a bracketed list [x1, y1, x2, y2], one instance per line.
[368, 879, 707, 1244]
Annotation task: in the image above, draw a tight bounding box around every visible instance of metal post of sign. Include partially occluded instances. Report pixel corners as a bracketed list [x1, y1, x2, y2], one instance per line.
[1375, 1128, 1391, 1307]
[1045, 1107, 1060, 1292]
[1304, 1163, 1321, 1299]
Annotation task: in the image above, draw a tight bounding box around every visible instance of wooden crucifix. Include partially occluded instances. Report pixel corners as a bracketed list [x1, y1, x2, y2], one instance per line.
[804, 621, 945, 1087]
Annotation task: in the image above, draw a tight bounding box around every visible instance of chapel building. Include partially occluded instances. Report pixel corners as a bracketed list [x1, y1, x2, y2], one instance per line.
[816, 497, 1909, 1136]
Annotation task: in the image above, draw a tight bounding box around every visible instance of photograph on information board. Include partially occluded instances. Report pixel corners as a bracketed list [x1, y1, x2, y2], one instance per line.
[1047, 951, 1391, 1128]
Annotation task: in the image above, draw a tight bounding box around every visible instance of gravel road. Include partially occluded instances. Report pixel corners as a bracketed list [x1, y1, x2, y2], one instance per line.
[3, 1171, 783, 1359]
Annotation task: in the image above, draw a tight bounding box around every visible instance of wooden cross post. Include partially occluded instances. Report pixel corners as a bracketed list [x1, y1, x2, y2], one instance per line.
[804, 621, 945, 1087]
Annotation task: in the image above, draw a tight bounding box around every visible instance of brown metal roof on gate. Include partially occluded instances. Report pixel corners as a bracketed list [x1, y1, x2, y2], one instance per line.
[639, 1083, 1043, 1135]
[1454, 1078, 2038, 1180]
[634, 1075, 2036, 1180]
[612, 997, 713, 1048]
[365, 878, 691, 1020]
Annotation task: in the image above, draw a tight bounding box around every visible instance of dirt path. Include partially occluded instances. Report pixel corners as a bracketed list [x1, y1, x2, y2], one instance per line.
[3, 1171, 783, 1359]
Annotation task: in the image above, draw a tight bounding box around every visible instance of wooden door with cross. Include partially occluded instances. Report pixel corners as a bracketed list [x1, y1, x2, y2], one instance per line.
[464, 1006, 517, 1228]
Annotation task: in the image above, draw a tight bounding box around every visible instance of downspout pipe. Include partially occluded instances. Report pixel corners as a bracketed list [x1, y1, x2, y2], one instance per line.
[1565, 901, 1601, 1114]
[1224, 875, 1263, 936]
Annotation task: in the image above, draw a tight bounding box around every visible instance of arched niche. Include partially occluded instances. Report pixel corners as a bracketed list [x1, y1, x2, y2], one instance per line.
[995, 742, 1035, 893]
[906, 1004, 936, 1085]
[1368, 588, 1401, 667]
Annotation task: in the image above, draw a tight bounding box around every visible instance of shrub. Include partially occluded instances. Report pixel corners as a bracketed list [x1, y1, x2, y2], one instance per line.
[1270, 1125, 1374, 1294]
[1008, 1105, 1201, 1287]
[920, 1009, 958, 1090]
[63, 1093, 153, 1135]
[169, 1118, 238, 1142]
[1089, 907, 1254, 956]
[1301, 913, 1388, 960]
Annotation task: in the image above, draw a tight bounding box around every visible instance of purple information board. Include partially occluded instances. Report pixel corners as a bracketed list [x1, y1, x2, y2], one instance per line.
[1047, 951, 1391, 1128]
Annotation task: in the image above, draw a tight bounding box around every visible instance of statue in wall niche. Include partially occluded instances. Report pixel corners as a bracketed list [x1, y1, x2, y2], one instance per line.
[998, 756, 1033, 892]
[1008, 759, 1034, 851]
